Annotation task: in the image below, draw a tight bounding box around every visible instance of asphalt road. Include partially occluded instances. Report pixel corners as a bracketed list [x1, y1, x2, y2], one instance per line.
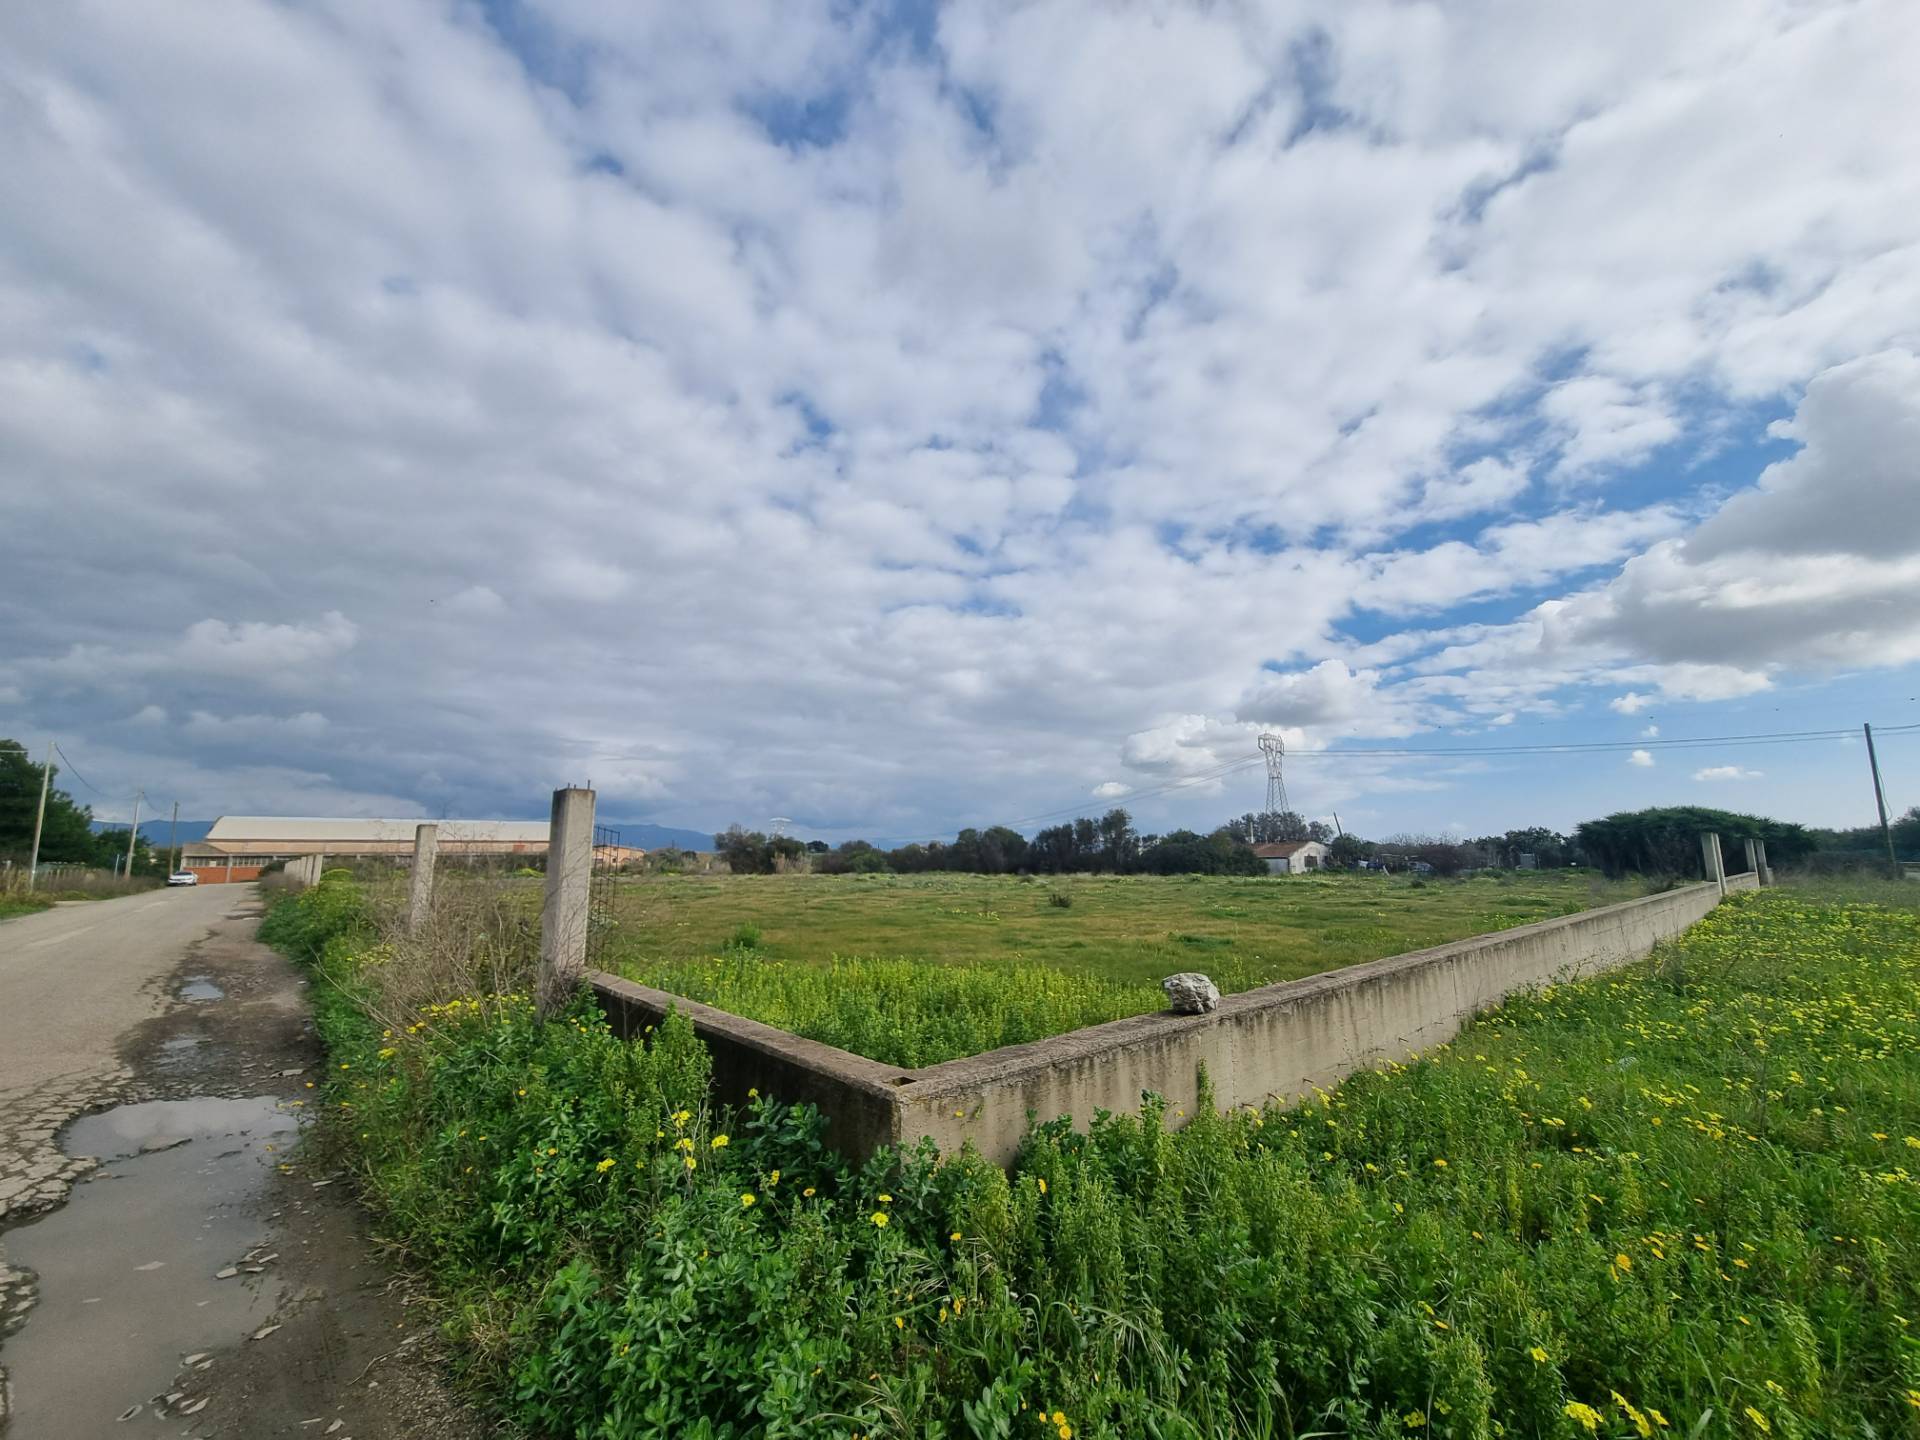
[0, 885, 236, 1100]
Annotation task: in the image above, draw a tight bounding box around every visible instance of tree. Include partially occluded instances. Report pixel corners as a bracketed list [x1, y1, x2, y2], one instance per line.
[713, 825, 775, 875]
[1328, 833, 1374, 869]
[1575, 807, 1814, 879]
[0, 740, 104, 865]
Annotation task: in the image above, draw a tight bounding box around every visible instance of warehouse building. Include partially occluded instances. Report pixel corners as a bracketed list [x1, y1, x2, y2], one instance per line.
[180, 816, 643, 881]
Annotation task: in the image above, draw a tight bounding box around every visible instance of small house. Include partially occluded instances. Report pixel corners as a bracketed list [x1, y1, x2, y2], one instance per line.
[1252, 840, 1330, 875]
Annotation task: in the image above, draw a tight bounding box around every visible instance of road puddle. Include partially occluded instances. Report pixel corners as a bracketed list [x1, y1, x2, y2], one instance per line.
[177, 976, 225, 1002]
[0, 1095, 301, 1438]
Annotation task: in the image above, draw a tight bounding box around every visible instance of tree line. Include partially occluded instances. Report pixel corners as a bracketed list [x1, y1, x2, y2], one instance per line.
[710, 813, 1599, 879]
[0, 739, 163, 874]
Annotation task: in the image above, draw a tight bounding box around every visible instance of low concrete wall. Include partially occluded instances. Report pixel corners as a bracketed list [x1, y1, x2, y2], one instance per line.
[587, 876, 1754, 1166]
[592, 975, 910, 1159]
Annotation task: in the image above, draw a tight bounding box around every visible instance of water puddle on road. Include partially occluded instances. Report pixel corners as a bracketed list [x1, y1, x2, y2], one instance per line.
[177, 975, 225, 1002]
[0, 1095, 301, 1438]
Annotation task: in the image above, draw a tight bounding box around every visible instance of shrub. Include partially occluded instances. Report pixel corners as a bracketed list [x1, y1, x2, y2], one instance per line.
[1047, 890, 1073, 908]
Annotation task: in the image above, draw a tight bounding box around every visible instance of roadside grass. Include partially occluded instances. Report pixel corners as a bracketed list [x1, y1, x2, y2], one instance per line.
[614, 870, 1650, 1066]
[267, 874, 1920, 1438]
[0, 893, 53, 921]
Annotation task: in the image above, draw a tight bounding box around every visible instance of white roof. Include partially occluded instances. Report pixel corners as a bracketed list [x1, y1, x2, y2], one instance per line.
[205, 817, 550, 843]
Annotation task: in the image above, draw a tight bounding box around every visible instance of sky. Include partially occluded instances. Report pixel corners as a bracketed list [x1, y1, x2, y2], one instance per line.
[2, 0, 1919, 844]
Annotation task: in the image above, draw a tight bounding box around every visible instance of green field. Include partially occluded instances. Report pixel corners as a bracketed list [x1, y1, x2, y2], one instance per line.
[270, 872, 1920, 1438]
[608, 869, 1650, 1066]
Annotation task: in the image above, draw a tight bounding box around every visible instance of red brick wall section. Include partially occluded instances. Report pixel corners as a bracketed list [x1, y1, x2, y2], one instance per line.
[185, 865, 265, 884]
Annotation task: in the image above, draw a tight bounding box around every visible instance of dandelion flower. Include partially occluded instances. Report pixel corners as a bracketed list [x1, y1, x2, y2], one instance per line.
[871, 1211, 889, 1227]
[951, 1231, 963, 1242]
[878, 1193, 892, 1203]
[803, 1186, 816, 1198]
[740, 1192, 756, 1208]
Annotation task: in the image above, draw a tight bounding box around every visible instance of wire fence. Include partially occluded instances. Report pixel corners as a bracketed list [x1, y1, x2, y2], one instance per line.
[587, 823, 621, 968]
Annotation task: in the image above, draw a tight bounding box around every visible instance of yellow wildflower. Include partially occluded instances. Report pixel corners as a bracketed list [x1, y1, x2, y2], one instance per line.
[1565, 1402, 1602, 1433]
[740, 1192, 756, 1208]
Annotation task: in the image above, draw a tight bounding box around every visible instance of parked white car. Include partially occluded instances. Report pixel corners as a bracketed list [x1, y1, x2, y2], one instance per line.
[166, 871, 199, 886]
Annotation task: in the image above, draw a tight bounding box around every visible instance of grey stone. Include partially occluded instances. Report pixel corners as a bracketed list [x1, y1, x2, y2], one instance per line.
[1161, 972, 1220, 1015]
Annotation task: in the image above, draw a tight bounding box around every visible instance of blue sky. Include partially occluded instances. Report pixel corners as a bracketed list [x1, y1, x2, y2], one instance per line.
[1, 0, 1918, 842]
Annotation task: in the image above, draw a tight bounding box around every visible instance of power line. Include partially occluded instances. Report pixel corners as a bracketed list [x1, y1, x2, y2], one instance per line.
[848, 718, 1919, 846]
[1282, 722, 1920, 761]
[52, 743, 109, 796]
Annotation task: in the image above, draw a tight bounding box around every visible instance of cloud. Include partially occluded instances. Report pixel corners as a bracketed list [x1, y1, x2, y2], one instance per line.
[1627, 749, 1654, 767]
[0, 4, 1915, 835]
[1609, 693, 1652, 715]
[1641, 724, 1659, 738]
[176, 613, 358, 679]
[1693, 765, 1762, 782]
[1091, 781, 1131, 799]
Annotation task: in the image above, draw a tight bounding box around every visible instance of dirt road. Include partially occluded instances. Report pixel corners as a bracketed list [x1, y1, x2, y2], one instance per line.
[0, 888, 487, 1439]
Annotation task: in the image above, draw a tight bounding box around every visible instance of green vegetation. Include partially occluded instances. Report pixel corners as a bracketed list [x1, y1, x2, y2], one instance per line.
[612, 870, 1647, 1066]
[265, 871, 1920, 1437]
[0, 737, 166, 874]
[1576, 807, 1815, 879]
[0, 892, 54, 922]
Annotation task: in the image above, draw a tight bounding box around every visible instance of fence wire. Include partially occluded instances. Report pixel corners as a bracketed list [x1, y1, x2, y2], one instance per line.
[587, 823, 621, 967]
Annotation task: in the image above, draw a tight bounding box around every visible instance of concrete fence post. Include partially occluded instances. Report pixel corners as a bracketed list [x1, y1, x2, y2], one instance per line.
[1743, 838, 1759, 879]
[538, 787, 596, 1020]
[1755, 839, 1772, 887]
[1700, 832, 1726, 896]
[407, 823, 438, 936]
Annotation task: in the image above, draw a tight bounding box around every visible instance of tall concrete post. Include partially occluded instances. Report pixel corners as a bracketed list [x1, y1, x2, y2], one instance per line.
[538, 787, 596, 1020]
[1700, 832, 1726, 896]
[407, 823, 439, 936]
[1743, 838, 1759, 879]
[1755, 839, 1772, 887]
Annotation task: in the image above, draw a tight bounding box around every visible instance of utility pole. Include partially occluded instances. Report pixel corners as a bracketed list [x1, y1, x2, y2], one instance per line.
[1865, 723, 1896, 865]
[125, 790, 144, 878]
[26, 738, 52, 892]
[166, 800, 180, 875]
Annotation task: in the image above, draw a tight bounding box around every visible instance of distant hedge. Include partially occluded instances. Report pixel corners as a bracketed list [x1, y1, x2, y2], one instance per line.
[1575, 805, 1814, 878]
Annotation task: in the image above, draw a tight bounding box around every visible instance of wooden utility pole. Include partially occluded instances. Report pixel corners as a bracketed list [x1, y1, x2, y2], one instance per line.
[26, 738, 52, 892]
[1865, 723, 1896, 865]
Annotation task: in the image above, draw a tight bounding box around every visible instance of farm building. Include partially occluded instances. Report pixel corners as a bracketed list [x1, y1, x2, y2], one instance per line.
[179, 816, 645, 880]
[1252, 839, 1329, 875]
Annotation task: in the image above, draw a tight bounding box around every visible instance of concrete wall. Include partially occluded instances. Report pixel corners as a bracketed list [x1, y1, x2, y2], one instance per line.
[586, 876, 1755, 1166]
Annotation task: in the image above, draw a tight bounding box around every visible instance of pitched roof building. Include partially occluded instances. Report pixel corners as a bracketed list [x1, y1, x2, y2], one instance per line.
[1251, 839, 1330, 875]
[181, 817, 644, 866]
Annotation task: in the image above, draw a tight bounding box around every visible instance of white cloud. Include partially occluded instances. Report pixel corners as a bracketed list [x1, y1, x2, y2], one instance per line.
[1091, 781, 1131, 799]
[1694, 765, 1762, 782]
[0, 4, 1915, 832]
[1641, 724, 1659, 738]
[176, 613, 358, 679]
[1627, 749, 1654, 767]
[1610, 693, 1652, 715]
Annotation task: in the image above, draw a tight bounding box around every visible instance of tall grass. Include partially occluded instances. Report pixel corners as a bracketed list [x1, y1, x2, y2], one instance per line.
[630, 951, 1184, 1066]
[267, 874, 1920, 1438]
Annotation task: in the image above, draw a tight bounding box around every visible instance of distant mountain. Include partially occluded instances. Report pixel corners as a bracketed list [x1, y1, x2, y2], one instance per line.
[91, 818, 215, 843]
[604, 821, 715, 852]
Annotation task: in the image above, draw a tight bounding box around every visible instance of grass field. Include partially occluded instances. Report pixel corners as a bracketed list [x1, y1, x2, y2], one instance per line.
[271, 873, 1920, 1438]
[609, 869, 1650, 1066]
